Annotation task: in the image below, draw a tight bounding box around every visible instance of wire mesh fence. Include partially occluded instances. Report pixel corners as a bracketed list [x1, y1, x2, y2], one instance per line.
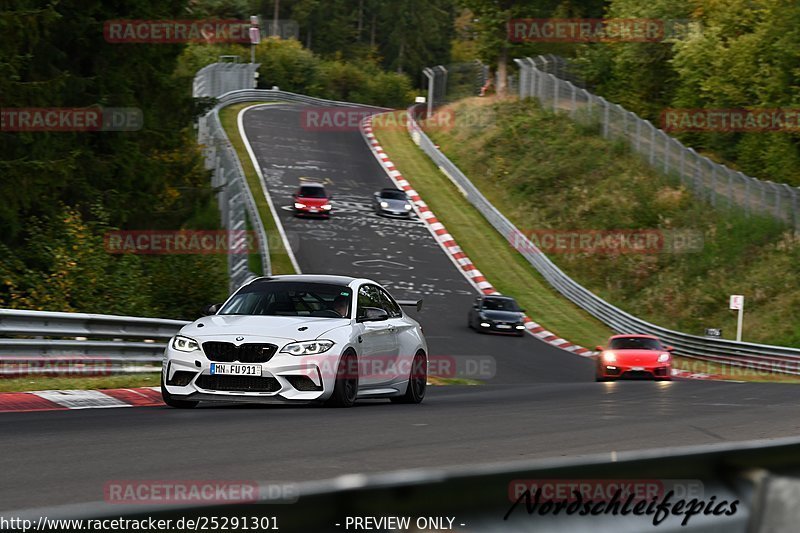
[423, 61, 489, 111]
[515, 55, 800, 230]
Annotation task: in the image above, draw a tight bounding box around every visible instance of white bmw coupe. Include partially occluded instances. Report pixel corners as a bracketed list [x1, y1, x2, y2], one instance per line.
[162, 275, 427, 408]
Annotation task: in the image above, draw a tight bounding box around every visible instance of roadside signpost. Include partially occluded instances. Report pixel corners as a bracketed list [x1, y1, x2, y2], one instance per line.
[729, 295, 744, 342]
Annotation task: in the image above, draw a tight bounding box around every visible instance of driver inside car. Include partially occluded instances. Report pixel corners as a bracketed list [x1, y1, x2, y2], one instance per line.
[332, 295, 350, 318]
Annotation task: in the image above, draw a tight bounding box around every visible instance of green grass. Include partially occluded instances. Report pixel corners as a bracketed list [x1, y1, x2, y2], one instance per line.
[373, 111, 612, 349]
[0, 373, 161, 392]
[219, 103, 296, 275]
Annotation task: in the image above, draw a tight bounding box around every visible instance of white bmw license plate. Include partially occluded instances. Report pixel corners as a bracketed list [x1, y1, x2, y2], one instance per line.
[210, 363, 261, 376]
[496, 324, 512, 329]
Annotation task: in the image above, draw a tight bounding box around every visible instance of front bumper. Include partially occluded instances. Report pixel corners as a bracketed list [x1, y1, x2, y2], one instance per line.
[478, 321, 526, 334]
[377, 207, 412, 218]
[163, 346, 340, 403]
[598, 364, 672, 380]
[294, 206, 331, 217]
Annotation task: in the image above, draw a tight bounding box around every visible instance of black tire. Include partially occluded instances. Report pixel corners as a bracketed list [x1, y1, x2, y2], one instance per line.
[391, 351, 427, 404]
[161, 374, 199, 409]
[467, 315, 474, 329]
[325, 350, 359, 408]
[595, 374, 609, 382]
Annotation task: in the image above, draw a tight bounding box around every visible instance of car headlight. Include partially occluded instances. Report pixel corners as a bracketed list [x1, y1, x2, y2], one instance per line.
[380, 201, 389, 208]
[404, 204, 412, 210]
[280, 340, 334, 356]
[321, 204, 332, 210]
[294, 202, 306, 209]
[172, 335, 199, 353]
[658, 353, 670, 363]
[602, 351, 616, 363]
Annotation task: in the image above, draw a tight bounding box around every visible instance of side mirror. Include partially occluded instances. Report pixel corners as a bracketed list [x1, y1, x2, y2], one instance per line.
[201, 303, 221, 316]
[665, 346, 675, 352]
[595, 345, 604, 352]
[358, 307, 389, 322]
[519, 308, 526, 313]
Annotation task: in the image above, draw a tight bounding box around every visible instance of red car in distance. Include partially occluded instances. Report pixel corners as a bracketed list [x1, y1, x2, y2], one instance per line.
[293, 183, 332, 217]
[595, 334, 673, 382]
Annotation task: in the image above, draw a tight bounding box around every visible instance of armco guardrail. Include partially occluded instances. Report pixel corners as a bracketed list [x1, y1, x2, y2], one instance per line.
[405, 105, 800, 373]
[0, 309, 189, 372]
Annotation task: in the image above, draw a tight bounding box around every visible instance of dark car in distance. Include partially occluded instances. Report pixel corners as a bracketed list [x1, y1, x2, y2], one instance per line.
[467, 295, 527, 336]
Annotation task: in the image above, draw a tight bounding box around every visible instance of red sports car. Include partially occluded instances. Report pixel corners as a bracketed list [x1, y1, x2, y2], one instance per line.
[595, 334, 673, 381]
[293, 183, 332, 217]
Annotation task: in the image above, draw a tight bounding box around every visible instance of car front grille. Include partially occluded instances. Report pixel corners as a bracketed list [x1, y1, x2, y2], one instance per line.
[622, 370, 654, 379]
[195, 375, 281, 392]
[202, 342, 278, 363]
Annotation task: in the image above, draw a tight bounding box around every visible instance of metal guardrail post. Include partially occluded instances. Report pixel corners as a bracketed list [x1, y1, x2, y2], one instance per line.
[422, 68, 434, 117]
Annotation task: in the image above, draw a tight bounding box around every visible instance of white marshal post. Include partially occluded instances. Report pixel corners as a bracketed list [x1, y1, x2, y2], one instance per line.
[729, 295, 744, 342]
[249, 16, 260, 65]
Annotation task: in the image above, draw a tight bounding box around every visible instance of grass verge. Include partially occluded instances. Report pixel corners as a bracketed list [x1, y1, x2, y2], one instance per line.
[428, 377, 483, 386]
[372, 111, 612, 349]
[219, 102, 296, 275]
[0, 373, 161, 393]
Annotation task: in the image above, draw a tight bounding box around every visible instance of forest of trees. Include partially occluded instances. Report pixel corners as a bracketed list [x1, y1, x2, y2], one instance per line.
[1, 0, 797, 318]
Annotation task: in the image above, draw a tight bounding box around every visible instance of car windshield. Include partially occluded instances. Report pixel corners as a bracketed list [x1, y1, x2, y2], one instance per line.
[219, 281, 351, 318]
[298, 186, 327, 198]
[481, 298, 520, 312]
[381, 190, 407, 200]
[609, 337, 663, 350]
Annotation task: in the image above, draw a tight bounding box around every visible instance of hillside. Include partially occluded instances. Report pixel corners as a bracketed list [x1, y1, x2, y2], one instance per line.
[426, 97, 800, 346]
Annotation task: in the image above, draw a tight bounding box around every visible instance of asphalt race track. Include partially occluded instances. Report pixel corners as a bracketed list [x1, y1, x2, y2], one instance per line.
[1, 103, 799, 514]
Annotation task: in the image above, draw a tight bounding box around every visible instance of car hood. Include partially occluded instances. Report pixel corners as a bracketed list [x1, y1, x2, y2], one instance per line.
[179, 315, 349, 342]
[610, 349, 667, 363]
[381, 198, 410, 210]
[480, 310, 523, 322]
[297, 197, 329, 206]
